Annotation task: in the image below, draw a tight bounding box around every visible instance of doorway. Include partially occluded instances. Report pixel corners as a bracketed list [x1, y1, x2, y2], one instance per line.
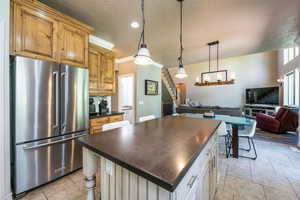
[118, 74, 135, 123]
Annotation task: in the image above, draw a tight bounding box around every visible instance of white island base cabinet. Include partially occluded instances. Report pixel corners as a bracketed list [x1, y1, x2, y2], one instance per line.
[82, 132, 218, 200]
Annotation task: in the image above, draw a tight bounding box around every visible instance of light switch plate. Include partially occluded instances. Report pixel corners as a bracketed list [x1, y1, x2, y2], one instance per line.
[106, 160, 113, 176]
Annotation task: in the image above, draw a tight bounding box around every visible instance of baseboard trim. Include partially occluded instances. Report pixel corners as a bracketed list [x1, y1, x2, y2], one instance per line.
[2, 193, 12, 200]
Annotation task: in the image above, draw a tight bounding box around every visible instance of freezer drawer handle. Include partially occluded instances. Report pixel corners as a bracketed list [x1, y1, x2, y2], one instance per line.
[23, 134, 87, 150]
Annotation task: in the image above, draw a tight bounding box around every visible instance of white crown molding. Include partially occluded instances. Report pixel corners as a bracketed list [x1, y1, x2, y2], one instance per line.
[115, 56, 134, 64]
[89, 35, 115, 50]
[152, 62, 163, 68]
[115, 56, 164, 68]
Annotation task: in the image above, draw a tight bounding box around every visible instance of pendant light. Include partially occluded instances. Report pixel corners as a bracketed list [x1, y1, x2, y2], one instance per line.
[134, 0, 153, 65]
[175, 0, 188, 79]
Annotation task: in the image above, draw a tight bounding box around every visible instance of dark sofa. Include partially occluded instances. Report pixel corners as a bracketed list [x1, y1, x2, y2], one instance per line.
[176, 105, 243, 117]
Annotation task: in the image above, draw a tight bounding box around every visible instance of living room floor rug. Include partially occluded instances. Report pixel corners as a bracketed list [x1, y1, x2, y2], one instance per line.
[254, 129, 298, 145]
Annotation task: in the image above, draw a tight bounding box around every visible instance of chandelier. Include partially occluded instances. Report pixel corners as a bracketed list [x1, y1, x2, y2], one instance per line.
[194, 41, 235, 86]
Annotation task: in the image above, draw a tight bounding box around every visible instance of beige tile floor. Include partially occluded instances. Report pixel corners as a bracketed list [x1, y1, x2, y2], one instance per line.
[19, 137, 300, 200]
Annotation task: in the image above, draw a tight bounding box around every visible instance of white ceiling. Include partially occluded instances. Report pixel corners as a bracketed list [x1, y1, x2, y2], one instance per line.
[40, 0, 300, 67]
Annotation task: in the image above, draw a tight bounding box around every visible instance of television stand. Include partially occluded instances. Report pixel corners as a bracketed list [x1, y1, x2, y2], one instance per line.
[244, 104, 280, 119]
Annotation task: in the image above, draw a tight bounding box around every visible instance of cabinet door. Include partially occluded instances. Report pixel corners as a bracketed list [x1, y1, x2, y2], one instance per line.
[100, 53, 115, 94]
[209, 145, 218, 200]
[59, 22, 88, 68]
[102, 53, 114, 84]
[88, 48, 101, 95]
[197, 165, 210, 200]
[13, 3, 58, 61]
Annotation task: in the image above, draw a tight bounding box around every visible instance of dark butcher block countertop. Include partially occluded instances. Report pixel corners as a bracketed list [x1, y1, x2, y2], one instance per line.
[89, 111, 124, 119]
[79, 116, 221, 192]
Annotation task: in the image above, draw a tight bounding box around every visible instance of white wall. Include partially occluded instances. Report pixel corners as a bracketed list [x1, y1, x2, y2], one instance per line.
[117, 61, 162, 122]
[0, 0, 11, 199]
[169, 51, 279, 107]
[136, 65, 162, 120]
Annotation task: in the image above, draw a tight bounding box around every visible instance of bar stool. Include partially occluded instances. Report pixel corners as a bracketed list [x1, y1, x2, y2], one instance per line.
[102, 120, 130, 131]
[229, 120, 258, 160]
[139, 115, 155, 122]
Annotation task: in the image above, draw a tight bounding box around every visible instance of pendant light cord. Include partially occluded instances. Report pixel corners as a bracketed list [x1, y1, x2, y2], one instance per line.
[178, 0, 183, 65]
[137, 0, 145, 51]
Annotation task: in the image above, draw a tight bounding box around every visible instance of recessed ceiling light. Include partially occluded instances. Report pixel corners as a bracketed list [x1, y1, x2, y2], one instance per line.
[131, 21, 140, 29]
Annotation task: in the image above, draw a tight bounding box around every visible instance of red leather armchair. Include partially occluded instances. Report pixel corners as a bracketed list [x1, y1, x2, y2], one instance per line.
[256, 107, 299, 134]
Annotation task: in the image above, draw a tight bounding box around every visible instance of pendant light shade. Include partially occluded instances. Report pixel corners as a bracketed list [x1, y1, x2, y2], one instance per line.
[134, 44, 153, 65]
[175, 0, 188, 79]
[134, 0, 153, 65]
[175, 64, 188, 78]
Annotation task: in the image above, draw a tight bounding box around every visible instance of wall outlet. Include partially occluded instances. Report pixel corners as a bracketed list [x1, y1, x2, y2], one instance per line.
[105, 160, 113, 176]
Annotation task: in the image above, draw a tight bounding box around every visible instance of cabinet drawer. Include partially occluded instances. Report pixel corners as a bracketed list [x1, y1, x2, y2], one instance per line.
[90, 117, 109, 125]
[109, 115, 123, 122]
[90, 127, 102, 134]
[174, 132, 217, 200]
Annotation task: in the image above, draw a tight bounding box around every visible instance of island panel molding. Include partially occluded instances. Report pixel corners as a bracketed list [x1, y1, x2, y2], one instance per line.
[80, 116, 220, 199]
[82, 130, 218, 200]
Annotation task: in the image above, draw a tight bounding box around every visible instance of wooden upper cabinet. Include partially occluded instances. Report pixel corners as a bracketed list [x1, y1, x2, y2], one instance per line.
[88, 47, 101, 95]
[12, 3, 58, 61]
[10, 0, 93, 67]
[58, 22, 89, 68]
[102, 53, 114, 84]
[100, 52, 115, 93]
[88, 43, 115, 96]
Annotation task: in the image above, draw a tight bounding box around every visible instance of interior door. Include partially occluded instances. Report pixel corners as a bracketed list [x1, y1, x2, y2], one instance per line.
[61, 65, 89, 134]
[118, 74, 135, 123]
[12, 56, 60, 144]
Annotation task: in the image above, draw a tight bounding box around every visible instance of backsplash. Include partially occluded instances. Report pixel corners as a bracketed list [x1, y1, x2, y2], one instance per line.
[89, 96, 112, 113]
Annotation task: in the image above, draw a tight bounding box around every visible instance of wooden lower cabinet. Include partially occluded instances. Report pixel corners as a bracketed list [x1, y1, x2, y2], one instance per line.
[89, 114, 124, 134]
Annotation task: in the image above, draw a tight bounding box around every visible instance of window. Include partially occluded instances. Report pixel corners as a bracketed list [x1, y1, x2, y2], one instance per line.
[284, 68, 299, 106]
[283, 46, 299, 65]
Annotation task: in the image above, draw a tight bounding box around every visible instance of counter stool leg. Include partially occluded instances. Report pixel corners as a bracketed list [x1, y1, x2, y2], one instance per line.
[83, 147, 98, 200]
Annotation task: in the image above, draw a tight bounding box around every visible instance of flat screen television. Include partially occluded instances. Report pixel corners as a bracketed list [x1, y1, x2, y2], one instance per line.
[246, 87, 279, 105]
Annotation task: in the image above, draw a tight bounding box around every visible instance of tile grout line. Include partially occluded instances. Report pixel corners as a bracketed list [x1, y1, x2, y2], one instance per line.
[286, 176, 300, 200]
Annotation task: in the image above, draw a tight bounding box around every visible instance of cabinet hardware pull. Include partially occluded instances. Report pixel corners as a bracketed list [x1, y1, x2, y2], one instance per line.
[187, 175, 198, 189]
[23, 134, 87, 150]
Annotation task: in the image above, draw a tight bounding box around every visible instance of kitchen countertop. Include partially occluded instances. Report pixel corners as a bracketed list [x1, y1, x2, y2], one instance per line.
[79, 116, 221, 192]
[89, 111, 124, 119]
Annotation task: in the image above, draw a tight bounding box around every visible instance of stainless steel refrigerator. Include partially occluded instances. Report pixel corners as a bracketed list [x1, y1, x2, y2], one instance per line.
[10, 56, 89, 196]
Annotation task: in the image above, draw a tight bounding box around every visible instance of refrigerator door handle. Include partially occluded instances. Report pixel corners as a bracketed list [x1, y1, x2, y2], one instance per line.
[23, 134, 87, 150]
[53, 71, 59, 131]
[61, 72, 67, 131]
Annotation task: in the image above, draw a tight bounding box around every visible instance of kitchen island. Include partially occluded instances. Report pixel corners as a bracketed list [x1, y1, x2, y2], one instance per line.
[79, 116, 221, 200]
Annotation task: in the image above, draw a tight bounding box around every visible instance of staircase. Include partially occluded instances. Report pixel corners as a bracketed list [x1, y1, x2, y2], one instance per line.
[161, 67, 177, 104]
